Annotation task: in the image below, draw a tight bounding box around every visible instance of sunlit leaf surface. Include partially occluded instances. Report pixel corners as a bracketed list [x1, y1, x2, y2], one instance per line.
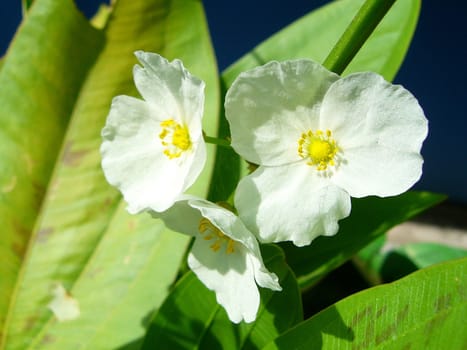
[0, 0, 218, 348]
[263, 257, 467, 349]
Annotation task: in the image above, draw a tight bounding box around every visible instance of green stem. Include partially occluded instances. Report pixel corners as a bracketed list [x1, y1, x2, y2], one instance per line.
[22, 0, 34, 15]
[322, 0, 397, 75]
[203, 134, 232, 149]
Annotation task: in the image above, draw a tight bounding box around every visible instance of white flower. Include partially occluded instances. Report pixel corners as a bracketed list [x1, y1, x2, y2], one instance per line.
[154, 197, 282, 323]
[101, 51, 206, 213]
[225, 59, 428, 247]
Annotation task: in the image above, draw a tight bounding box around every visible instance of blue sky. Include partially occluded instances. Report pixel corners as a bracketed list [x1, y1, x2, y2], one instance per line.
[1, 0, 466, 203]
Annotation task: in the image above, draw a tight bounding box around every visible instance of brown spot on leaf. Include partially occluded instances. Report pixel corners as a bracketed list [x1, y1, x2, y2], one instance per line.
[62, 141, 89, 167]
[12, 241, 26, 258]
[13, 220, 30, 238]
[37, 227, 54, 243]
[22, 316, 38, 331]
[375, 304, 409, 346]
[376, 305, 388, 319]
[402, 342, 412, 350]
[424, 312, 448, 341]
[32, 181, 46, 211]
[40, 334, 55, 345]
[127, 220, 136, 231]
[99, 197, 115, 214]
[351, 306, 374, 349]
[434, 294, 452, 312]
[397, 304, 409, 322]
[350, 305, 373, 327]
[365, 318, 375, 340]
[103, 197, 113, 208]
[376, 322, 397, 346]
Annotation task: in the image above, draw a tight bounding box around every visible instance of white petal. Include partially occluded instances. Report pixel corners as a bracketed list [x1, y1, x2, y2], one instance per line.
[235, 164, 351, 247]
[101, 96, 197, 213]
[189, 199, 258, 251]
[332, 147, 424, 197]
[149, 196, 202, 236]
[321, 72, 427, 152]
[188, 240, 259, 323]
[133, 51, 205, 132]
[189, 199, 281, 291]
[225, 59, 339, 166]
[183, 138, 206, 190]
[320, 72, 428, 197]
[249, 253, 282, 292]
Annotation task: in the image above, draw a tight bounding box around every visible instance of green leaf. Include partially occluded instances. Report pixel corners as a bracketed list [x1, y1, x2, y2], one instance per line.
[0, 0, 218, 348]
[280, 192, 445, 289]
[396, 243, 467, 268]
[223, 0, 419, 86]
[353, 235, 388, 285]
[357, 241, 467, 284]
[263, 257, 467, 349]
[142, 245, 303, 350]
[0, 0, 104, 342]
[210, 0, 420, 202]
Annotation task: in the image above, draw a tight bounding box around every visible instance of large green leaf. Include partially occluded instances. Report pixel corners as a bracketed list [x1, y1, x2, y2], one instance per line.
[0, 0, 104, 340]
[0, 0, 219, 349]
[142, 245, 303, 350]
[263, 257, 467, 349]
[282, 192, 445, 289]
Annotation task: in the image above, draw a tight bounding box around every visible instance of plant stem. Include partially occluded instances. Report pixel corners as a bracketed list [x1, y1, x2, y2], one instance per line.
[203, 134, 232, 149]
[323, 0, 397, 75]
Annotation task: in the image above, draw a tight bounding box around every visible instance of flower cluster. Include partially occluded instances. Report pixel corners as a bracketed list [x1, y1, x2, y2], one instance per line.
[101, 52, 427, 323]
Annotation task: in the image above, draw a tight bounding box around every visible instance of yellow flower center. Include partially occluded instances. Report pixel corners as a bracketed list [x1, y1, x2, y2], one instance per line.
[298, 129, 339, 171]
[159, 119, 191, 159]
[198, 218, 236, 254]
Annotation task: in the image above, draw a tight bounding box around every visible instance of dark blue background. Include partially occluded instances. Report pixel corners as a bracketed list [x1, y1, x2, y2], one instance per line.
[1, 0, 466, 203]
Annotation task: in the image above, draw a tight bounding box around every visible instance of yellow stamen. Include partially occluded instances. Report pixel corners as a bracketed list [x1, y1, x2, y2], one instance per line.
[198, 217, 236, 254]
[226, 240, 235, 254]
[210, 241, 221, 252]
[298, 129, 339, 171]
[159, 119, 191, 159]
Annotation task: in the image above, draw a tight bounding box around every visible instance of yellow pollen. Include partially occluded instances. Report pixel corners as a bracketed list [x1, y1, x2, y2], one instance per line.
[159, 119, 191, 159]
[298, 129, 339, 171]
[198, 218, 236, 254]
